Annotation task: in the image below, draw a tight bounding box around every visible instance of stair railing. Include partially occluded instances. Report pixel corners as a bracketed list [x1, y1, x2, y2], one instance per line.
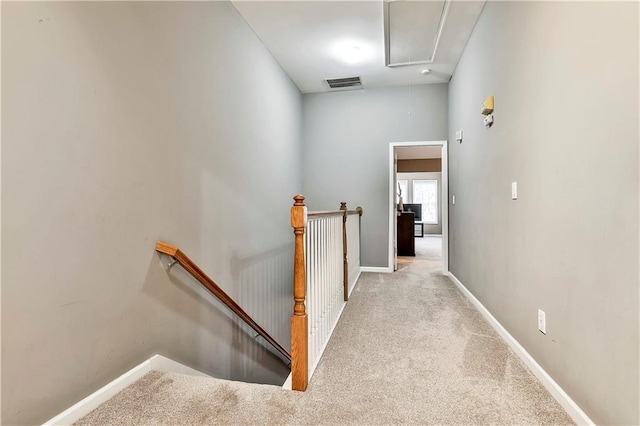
[343, 203, 364, 298]
[155, 242, 291, 364]
[290, 195, 363, 391]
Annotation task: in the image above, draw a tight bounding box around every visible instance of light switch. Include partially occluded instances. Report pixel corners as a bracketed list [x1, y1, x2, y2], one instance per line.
[511, 182, 518, 200]
[452, 195, 456, 205]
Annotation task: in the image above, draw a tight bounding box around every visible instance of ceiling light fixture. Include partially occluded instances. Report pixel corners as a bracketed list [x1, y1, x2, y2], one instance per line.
[331, 40, 374, 65]
[421, 69, 432, 75]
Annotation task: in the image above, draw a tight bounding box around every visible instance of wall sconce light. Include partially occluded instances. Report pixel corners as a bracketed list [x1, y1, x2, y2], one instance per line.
[481, 95, 494, 127]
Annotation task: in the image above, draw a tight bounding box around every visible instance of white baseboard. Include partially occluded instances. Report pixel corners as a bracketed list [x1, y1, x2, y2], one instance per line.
[360, 266, 392, 273]
[447, 272, 594, 426]
[282, 372, 292, 390]
[43, 355, 209, 425]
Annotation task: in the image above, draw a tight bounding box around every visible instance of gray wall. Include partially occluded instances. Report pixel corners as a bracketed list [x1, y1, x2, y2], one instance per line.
[2, 2, 301, 424]
[302, 85, 448, 267]
[448, 2, 639, 424]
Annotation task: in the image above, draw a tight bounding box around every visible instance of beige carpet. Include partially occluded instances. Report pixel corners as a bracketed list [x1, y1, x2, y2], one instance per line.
[77, 236, 574, 425]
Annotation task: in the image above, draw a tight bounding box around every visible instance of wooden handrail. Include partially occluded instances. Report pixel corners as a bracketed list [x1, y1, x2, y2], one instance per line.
[155, 241, 291, 363]
[307, 210, 344, 218]
[308, 208, 362, 217]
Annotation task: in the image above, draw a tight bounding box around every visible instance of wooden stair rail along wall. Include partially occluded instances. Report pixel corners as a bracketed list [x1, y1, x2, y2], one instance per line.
[155, 241, 291, 363]
[290, 195, 308, 391]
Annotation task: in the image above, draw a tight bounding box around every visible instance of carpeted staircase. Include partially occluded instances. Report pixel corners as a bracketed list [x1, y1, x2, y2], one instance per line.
[76, 237, 575, 425]
[75, 371, 300, 425]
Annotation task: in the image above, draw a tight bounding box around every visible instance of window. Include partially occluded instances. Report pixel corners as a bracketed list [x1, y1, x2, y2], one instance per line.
[412, 180, 438, 224]
[396, 179, 408, 204]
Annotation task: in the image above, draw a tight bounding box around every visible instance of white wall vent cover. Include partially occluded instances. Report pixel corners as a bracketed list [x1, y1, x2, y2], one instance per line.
[325, 76, 362, 90]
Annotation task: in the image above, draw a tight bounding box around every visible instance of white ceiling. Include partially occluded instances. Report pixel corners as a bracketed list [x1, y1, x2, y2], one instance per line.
[397, 146, 442, 160]
[231, 1, 485, 94]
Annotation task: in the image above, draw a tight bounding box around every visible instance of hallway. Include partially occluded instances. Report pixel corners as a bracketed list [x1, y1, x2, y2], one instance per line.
[78, 236, 574, 425]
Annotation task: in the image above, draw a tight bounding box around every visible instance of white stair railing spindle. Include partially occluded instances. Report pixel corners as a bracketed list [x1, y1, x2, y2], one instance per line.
[345, 208, 362, 297]
[317, 218, 322, 358]
[305, 221, 312, 365]
[314, 218, 318, 357]
[335, 218, 339, 315]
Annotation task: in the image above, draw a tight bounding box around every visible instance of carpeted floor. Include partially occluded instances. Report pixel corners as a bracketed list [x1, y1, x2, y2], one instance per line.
[77, 236, 574, 425]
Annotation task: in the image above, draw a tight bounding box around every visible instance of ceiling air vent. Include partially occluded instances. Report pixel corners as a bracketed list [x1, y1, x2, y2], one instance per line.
[325, 76, 362, 90]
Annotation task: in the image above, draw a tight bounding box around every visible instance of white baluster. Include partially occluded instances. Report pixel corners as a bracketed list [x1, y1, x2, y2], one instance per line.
[302, 209, 362, 382]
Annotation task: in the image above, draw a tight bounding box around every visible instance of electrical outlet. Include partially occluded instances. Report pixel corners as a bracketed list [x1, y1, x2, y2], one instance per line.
[538, 309, 546, 334]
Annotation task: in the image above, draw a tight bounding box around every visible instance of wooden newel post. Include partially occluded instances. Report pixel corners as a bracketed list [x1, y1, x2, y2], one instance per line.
[291, 195, 308, 391]
[340, 201, 349, 302]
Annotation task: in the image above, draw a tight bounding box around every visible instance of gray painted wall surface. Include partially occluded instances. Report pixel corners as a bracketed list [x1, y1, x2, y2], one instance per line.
[302, 85, 448, 267]
[448, 2, 639, 424]
[2, 2, 301, 424]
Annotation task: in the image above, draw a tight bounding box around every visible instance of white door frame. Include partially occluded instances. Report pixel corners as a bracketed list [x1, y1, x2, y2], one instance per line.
[388, 140, 449, 275]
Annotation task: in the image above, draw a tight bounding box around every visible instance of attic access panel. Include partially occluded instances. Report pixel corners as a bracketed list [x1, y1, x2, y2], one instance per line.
[384, 0, 450, 67]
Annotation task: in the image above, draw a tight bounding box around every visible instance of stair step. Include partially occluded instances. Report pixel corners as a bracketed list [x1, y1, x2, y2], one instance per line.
[75, 371, 300, 425]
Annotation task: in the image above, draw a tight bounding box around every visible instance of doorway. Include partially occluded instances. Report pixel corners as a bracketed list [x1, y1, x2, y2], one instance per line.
[388, 141, 448, 274]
